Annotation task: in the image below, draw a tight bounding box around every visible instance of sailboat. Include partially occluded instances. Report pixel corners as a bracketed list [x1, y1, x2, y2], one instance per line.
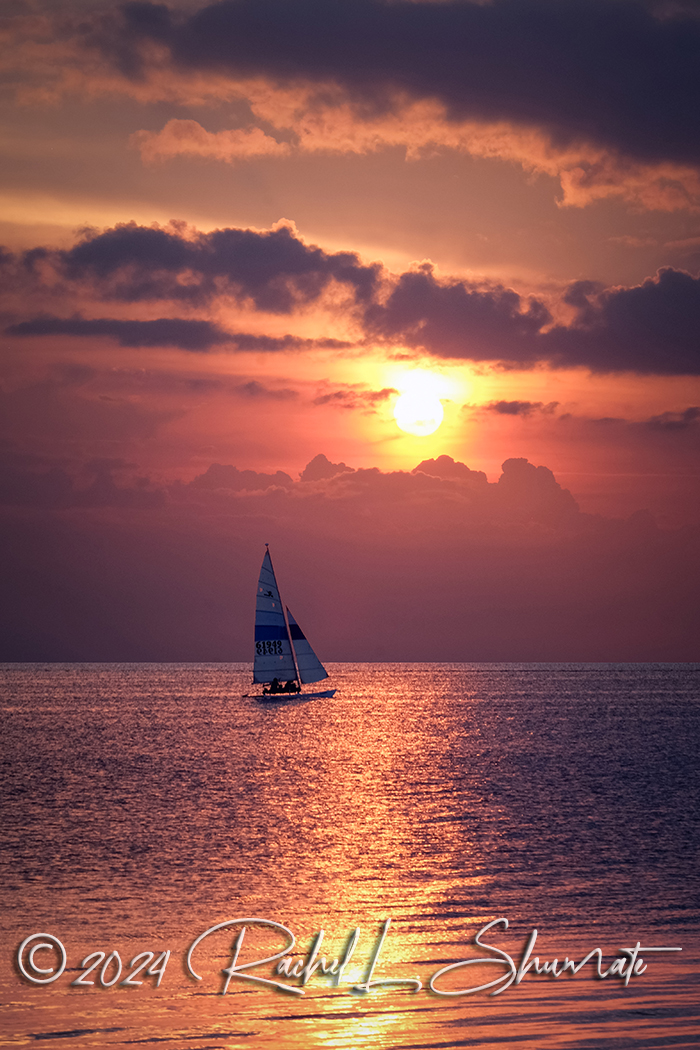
[250, 545, 336, 702]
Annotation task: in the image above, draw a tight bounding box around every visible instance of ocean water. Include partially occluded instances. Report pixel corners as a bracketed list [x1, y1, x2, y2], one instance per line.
[1, 662, 698, 1049]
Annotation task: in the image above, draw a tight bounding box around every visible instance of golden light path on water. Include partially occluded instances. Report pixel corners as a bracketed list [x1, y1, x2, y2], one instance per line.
[1, 662, 698, 1050]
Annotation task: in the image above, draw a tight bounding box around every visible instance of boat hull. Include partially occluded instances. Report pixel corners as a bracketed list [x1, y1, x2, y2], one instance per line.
[252, 689, 336, 702]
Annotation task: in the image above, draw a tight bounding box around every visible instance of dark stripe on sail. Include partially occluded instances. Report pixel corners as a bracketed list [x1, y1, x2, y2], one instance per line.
[288, 624, 306, 640]
[255, 625, 289, 641]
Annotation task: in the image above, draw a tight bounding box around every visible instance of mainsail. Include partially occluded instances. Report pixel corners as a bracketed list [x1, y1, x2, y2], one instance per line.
[286, 608, 329, 684]
[253, 549, 297, 684]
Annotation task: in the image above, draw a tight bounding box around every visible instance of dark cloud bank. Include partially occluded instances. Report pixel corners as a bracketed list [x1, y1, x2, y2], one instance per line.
[42, 221, 378, 310]
[1, 452, 697, 662]
[104, 0, 700, 169]
[6, 316, 349, 354]
[5, 223, 700, 373]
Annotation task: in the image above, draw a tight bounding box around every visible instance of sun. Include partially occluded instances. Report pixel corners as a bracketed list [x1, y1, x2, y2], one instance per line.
[392, 370, 448, 436]
[394, 391, 444, 435]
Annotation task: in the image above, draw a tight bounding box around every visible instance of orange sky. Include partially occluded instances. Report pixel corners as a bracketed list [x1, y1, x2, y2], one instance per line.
[2, 2, 699, 514]
[1, 0, 700, 658]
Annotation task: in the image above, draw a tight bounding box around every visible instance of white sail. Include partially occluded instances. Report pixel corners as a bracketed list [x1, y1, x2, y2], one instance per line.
[286, 607, 329, 684]
[253, 550, 298, 684]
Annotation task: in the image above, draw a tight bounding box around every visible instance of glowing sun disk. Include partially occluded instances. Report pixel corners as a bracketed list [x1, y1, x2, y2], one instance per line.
[393, 391, 444, 436]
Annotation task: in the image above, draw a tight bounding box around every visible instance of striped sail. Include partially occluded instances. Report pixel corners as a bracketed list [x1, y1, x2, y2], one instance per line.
[253, 550, 297, 683]
[286, 607, 329, 684]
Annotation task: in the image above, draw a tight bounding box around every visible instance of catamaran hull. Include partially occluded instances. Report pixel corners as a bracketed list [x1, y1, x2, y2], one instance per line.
[252, 689, 337, 702]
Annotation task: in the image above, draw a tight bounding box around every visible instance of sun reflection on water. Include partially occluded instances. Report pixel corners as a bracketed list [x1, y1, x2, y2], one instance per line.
[1, 661, 697, 1049]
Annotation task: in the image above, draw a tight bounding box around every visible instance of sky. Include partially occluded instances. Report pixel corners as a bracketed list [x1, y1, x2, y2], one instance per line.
[1, 0, 699, 660]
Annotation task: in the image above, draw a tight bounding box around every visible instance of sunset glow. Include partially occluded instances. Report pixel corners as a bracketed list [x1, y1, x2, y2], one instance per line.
[0, 0, 698, 652]
[2, 6, 699, 1050]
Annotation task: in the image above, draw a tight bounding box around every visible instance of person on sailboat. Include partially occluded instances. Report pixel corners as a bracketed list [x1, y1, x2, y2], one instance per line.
[262, 677, 299, 695]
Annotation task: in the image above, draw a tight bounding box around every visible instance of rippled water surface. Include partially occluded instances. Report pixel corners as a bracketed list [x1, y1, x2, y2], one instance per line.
[2, 663, 699, 1048]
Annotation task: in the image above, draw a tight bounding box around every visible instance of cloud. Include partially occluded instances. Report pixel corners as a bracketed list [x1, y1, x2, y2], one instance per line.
[496, 456, 578, 520]
[233, 380, 297, 400]
[6, 3, 700, 208]
[486, 406, 700, 512]
[483, 400, 560, 416]
[311, 385, 397, 411]
[127, 0, 700, 165]
[369, 263, 700, 374]
[39, 220, 381, 311]
[288, 452, 580, 527]
[6, 315, 232, 351]
[544, 268, 700, 374]
[366, 263, 551, 363]
[189, 462, 294, 491]
[413, 454, 487, 487]
[132, 119, 290, 164]
[6, 223, 700, 374]
[5, 314, 354, 354]
[223, 333, 353, 352]
[129, 104, 700, 213]
[73, 0, 700, 208]
[643, 406, 700, 431]
[177, 450, 581, 528]
[299, 454, 354, 482]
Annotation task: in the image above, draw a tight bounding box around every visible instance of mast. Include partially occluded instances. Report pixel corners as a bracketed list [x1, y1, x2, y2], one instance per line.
[265, 544, 300, 684]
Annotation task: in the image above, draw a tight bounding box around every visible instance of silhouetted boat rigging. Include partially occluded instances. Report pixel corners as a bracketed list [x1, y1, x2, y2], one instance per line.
[247, 545, 336, 702]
